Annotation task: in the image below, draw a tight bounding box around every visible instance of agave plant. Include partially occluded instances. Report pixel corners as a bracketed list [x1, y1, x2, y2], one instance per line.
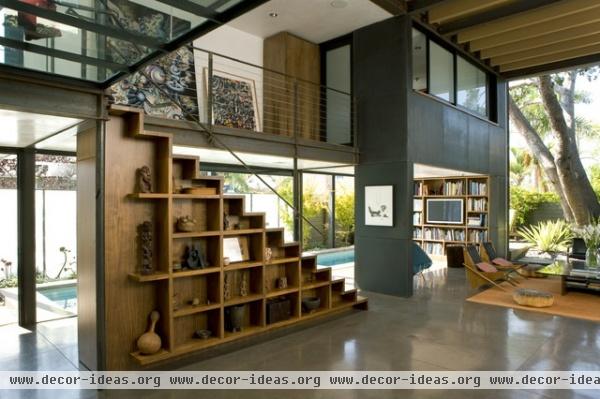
[517, 220, 573, 255]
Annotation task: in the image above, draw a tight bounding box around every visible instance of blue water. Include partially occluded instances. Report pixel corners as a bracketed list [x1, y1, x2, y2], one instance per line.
[317, 249, 355, 267]
[38, 285, 77, 310]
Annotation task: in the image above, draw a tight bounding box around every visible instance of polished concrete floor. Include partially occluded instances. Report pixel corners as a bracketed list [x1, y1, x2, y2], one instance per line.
[1, 267, 599, 399]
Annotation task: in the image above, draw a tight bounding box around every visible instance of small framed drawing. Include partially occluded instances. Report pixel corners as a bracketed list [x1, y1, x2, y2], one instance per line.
[365, 185, 393, 227]
[223, 237, 250, 263]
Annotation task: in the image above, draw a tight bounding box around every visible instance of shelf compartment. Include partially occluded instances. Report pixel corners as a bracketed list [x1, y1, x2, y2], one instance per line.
[172, 266, 221, 279]
[331, 280, 357, 308]
[301, 263, 331, 286]
[128, 272, 169, 282]
[224, 266, 263, 304]
[223, 232, 264, 265]
[173, 231, 221, 239]
[223, 197, 265, 230]
[224, 299, 264, 336]
[301, 285, 330, 316]
[174, 308, 222, 348]
[172, 235, 221, 271]
[265, 260, 300, 296]
[174, 302, 221, 318]
[266, 292, 299, 325]
[173, 197, 221, 233]
[132, 200, 170, 274]
[173, 272, 221, 315]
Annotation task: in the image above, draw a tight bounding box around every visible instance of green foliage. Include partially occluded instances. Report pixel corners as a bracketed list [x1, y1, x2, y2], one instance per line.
[335, 193, 355, 246]
[0, 276, 17, 288]
[591, 165, 600, 199]
[517, 220, 573, 254]
[510, 187, 559, 228]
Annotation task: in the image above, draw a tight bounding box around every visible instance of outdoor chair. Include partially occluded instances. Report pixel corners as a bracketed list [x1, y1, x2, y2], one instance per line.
[463, 244, 517, 291]
[479, 242, 526, 275]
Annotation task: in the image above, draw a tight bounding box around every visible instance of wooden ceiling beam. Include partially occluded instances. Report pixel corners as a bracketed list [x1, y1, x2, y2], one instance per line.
[500, 42, 600, 72]
[428, 0, 510, 25]
[490, 32, 600, 66]
[480, 23, 600, 59]
[407, 0, 450, 14]
[469, 6, 600, 51]
[502, 52, 600, 79]
[457, 0, 599, 43]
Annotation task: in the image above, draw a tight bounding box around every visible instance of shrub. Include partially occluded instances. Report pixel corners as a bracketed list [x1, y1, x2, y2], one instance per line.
[510, 187, 560, 228]
[517, 219, 573, 254]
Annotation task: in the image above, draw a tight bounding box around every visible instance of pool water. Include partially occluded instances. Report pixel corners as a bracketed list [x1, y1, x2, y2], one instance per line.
[38, 285, 77, 310]
[316, 249, 355, 267]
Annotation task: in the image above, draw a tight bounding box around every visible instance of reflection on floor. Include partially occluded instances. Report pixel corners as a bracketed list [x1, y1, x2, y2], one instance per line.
[1, 268, 600, 399]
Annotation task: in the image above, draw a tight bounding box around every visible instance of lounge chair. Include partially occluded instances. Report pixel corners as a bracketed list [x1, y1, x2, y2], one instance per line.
[413, 242, 432, 281]
[567, 238, 587, 261]
[463, 244, 517, 291]
[479, 242, 526, 274]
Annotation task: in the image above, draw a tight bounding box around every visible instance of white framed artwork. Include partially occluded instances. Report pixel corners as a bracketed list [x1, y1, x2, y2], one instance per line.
[365, 185, 393, 227]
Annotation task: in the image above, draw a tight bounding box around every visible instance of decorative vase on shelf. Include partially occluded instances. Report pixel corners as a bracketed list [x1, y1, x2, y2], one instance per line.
[586, 247, 599, 269]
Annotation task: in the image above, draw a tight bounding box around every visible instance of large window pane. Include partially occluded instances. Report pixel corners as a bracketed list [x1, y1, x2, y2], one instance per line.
[429, 41, 454, 102]
[302, 174, 333, 251]
[0, 153, 18, 326]
[334, 176, 355, 247]
[457, 57, 487, 116]
[412, 29, 427, 92]
[35, 155, 77, 322]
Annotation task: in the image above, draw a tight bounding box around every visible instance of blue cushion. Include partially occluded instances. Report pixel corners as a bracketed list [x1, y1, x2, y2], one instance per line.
[413, 243, 433, 275]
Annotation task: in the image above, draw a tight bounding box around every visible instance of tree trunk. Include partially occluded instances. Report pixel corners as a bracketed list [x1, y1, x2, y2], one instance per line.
[509, 97, 574, 222]
[538, 75, 600, 225]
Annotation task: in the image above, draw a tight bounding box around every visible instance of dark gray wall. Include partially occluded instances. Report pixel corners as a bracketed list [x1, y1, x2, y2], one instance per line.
[354, 15, 509, 297]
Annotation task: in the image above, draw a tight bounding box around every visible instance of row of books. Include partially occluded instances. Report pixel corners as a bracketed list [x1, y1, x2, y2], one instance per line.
[443, 180, 464, 196]
[413, 212, 422, 225]
[413, 227, 422, 238]
[469, 181, 487, 196]
[469, 230, 488, 243]
[423, 228, 466, 241]
[414, 199, 423, 211]
[468, 198, 488, 212]
[423, 242, 444, 256]
[467, 214, 487, 227]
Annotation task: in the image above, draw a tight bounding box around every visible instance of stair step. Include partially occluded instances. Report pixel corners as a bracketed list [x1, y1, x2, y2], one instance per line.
[281, 242, 300, 248]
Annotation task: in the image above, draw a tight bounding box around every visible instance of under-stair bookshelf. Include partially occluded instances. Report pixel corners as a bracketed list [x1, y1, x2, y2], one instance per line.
[413, 176, 489, 259]
[106, 105, 367, 368]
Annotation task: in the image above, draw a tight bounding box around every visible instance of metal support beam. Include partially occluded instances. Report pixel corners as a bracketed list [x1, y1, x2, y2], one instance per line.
[17, 148, 36, 327]
[408, 0, 450, 14]
[155, 0, 220, 22]
[0, 37, 128, 72]
[438, 0, 563, 35]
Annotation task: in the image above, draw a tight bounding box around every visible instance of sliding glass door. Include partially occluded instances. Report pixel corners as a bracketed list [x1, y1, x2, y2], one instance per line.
[0, 153, 18, 326]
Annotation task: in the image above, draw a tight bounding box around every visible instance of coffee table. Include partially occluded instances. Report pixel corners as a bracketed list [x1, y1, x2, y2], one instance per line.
[537, 259, 600, 295]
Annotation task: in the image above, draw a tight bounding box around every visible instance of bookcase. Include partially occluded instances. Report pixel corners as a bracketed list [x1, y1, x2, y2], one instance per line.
[103, 105, 367, 369]
[413, 176, 490, 259]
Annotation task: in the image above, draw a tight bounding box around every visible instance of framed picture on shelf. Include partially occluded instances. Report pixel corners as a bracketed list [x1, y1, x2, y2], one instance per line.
[223, 236, 250, 263]
[204, 68, 261, 131]
[365, 185, 394, 227]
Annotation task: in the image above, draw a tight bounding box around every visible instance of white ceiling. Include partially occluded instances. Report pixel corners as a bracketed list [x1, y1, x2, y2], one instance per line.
[414, 163, 485, 178]
[173, 145, 354, 174]
[228, 0, 391, 43]
[0, 110, 82, 148]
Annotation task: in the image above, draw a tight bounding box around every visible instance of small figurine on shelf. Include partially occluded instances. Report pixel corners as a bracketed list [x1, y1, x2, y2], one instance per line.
[223, 257, 231, 266]
[276, 277, 288, 290]
[265, 247, 273, 263]
[139, 221, 153, 275]
[223, 212, 230, 231]
[172, 293, 180, 311]
[193, 329, 212, 340]
[224, 273, 232, 301]
[185, 245, 206, 269]
[176, 216, 196, 232]
[136, 310, 161, 355]
[136, 166, 152, 193]
[190, 297, 201, 307]
[240, 272, 249, 297]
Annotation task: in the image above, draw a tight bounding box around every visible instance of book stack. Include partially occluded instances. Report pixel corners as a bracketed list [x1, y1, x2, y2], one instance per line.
[443, 180, 464, 196]
[467, 214, 487, 227]
[468, 198, 487, 212]
[469, 181, 487, 195]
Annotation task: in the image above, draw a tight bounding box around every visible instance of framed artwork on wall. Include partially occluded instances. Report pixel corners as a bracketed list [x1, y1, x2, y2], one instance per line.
[204, 69, 261, 131]
[223, 236, 250, 263]
[365, 185, 394, 227]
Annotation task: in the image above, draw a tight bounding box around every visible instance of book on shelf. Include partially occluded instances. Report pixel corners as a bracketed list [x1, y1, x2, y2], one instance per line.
[423, 227, 465, 241]
[414, 181, 423, 196]
[467, 215, 486, 227]
[443, 180, 464, 196]
[413, 212, 422, 225]
[469, 181, 487, 196]
[468, 230, 488, 243]
[468, 198, 487, 212]
[424, 242, 444, 256]
[413, 227, 422, 238]
[413, 198, 423, 211]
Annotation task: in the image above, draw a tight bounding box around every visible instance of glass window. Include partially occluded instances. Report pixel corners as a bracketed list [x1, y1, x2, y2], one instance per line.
[0, 153, 18, 326]
[35, 154, 77, 322]
[334, 176, 355, 248]
[457, 57, 487, 116]
[412, 29, 427, 92]
[302, 174, 333, 251]
[429, 41, 454, 102]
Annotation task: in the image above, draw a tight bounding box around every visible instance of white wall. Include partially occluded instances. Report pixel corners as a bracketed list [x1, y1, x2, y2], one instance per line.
[193, 25, 264, 128]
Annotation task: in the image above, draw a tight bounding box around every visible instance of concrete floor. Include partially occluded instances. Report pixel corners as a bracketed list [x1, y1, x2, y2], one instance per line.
[1, 267, 599, 399]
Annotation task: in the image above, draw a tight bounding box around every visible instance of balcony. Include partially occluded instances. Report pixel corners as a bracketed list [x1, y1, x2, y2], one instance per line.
[109, 47, 355, 149]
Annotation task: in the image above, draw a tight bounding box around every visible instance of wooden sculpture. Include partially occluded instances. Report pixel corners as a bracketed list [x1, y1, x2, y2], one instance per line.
[136, 311, 162, 355]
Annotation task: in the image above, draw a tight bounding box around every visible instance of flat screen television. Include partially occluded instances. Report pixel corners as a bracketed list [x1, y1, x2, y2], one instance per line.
[426, 198, 464, 224]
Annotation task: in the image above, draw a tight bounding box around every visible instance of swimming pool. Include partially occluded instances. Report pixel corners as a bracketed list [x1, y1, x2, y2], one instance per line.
[316, 249, 355, 267]
[37, 284, 77, 311]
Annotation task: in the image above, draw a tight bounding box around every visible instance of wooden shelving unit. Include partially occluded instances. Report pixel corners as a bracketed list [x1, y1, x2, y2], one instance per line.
[108, 106, 367, 367]
[413, 175, 490, 259]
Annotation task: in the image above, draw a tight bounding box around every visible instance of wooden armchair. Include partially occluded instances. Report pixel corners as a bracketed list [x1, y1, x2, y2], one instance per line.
[463, 244, 517, 291]
[479, 242, 526, 276]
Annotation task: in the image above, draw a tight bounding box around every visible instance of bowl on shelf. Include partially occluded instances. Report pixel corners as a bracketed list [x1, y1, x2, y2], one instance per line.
[301, 296, 321, 313]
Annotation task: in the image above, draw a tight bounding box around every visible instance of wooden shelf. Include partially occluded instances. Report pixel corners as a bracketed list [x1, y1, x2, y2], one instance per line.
[172, 194, 221, 199]
[173, 231, 221, 239]
[225, 261, 263, 271]
[266, 257, 300, 265]
[223, 228, 264, 236]
[224, 293, 263, 306]
[266, 286, 299, 298]
[301, 281, 330, 290]
[172, 266, 221, 278]
[128, 272, 169, 282]
[175, 337, 222, 353]
[128, 193, 170, 199]
[174, 302, 221, 318]
[130, 349, 171, 365]
[224, 325, 263, 340]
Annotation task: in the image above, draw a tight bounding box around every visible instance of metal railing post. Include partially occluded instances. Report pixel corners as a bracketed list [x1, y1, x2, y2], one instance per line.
[207, 52, 214, 127]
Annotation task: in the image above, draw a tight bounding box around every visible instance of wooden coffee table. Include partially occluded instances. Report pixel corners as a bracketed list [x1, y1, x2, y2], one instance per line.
[537, 259, 600, 295]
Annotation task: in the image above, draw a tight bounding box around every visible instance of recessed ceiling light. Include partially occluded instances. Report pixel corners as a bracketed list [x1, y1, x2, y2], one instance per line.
[268, 11, 278, 18]
[330, 0, 348, 8]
